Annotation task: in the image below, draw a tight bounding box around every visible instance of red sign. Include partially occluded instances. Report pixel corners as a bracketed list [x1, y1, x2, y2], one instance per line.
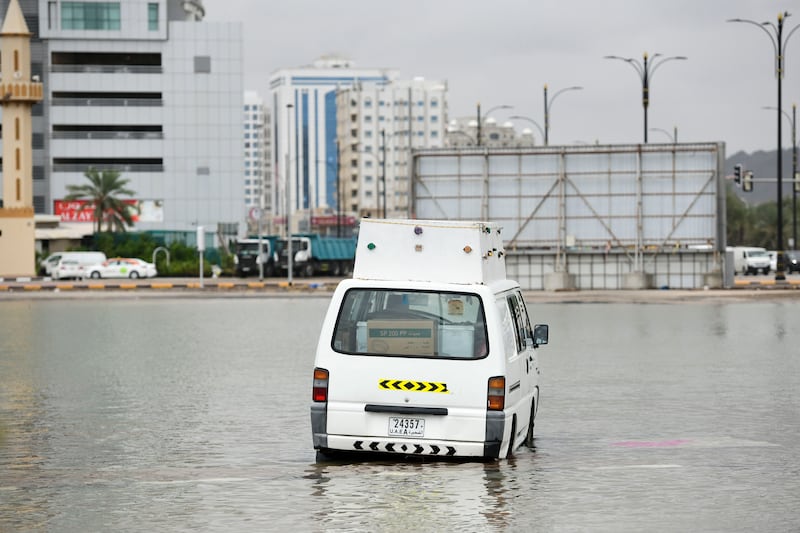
[311, 215, 356, 227]
[54, 199, 140, 222]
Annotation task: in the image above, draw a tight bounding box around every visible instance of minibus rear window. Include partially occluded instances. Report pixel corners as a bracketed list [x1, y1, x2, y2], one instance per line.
[331, 289, 488, 359]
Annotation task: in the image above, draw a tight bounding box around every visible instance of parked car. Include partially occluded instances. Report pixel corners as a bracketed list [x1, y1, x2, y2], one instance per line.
[85, 258, 157, 279]
[52, 258, 86, 280]
[39, 251, 106, 277]
[786, 250, 800, 274]
[767, 251, 777, 273]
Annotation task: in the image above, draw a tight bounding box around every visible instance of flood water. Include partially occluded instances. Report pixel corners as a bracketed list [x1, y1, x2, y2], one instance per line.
[1, 295, 799, 532]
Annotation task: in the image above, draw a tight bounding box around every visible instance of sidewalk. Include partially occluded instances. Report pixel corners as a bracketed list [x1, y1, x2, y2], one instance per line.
[1, 276, 799, 303]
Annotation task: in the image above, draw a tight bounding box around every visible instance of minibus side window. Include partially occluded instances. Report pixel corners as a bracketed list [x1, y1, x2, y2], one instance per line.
[506, 295, 523, 353]
[514, 292, 533, 345]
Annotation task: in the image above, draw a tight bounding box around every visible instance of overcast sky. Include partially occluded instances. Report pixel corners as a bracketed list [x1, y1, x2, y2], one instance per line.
[207, 0, 800, 156]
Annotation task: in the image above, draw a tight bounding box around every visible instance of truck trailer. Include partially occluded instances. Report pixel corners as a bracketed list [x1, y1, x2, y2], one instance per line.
[278, 234, 357, 277]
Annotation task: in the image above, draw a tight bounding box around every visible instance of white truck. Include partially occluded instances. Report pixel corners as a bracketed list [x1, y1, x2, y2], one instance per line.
[310, 219, 550, 460]
[728, 246, 770, 275]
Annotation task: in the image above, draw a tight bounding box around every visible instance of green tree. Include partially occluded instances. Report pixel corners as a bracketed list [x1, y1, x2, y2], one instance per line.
[65, 168, 136, 233]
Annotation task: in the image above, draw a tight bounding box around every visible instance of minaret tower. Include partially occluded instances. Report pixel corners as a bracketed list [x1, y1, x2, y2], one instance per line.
[0, 0, 43, 277]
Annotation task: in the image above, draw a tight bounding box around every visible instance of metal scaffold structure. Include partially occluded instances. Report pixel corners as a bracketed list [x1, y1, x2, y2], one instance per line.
[412, 143, 726, 290]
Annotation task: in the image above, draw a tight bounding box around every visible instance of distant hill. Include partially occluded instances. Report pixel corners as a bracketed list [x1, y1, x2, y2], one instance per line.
[726, 148, 797, 205]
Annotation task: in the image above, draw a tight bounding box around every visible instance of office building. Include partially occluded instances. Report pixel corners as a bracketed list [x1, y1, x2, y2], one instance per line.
[243, 90, 270, 231]
[336, 77, 447, 218]
[0, 0, 244, 244]
[269, 55, 397, 233]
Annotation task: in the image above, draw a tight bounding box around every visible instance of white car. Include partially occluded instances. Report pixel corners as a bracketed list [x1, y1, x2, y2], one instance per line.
[85, 258, 157, 279]
[52, 258, 86, 280]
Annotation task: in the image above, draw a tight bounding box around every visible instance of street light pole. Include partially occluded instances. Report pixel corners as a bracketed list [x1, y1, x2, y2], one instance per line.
[792, 103, 798, 250]
[380, 129, 386, 218]
[286, 103, 294, 284]
[543, 84, 582, 145]
[335, 138, 341, 237]
[476, 102, 513, 146]
[604, 52, 687, 143]
[509, 115, 545, 145]
[763, 103, 798, 249]
[649, 127, 677, 143]
[730, 12, 800, 279]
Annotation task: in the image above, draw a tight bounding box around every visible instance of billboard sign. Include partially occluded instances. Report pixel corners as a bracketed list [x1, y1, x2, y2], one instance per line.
[54, 199, 164, 223]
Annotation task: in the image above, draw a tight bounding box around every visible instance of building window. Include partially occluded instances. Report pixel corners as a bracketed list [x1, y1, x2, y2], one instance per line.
[148, 3, 159, 31]
[194, 56, 211, 73]
[48, 1, 57, 30]
[61, 2, 121, 30]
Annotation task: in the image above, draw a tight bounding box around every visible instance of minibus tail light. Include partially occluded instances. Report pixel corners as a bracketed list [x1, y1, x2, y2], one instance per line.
[312, 367, 329, 402]
[487, 376, 505, 411]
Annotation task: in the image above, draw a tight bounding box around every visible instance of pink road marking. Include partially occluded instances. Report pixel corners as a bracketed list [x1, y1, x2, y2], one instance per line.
[612, 439, 691, 448]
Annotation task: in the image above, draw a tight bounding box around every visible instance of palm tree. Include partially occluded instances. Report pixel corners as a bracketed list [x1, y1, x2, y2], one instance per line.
[65, 168, 136, 233]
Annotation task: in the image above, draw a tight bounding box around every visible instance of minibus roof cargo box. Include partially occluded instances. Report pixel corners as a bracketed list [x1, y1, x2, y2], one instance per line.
[353, 219, 507, 285]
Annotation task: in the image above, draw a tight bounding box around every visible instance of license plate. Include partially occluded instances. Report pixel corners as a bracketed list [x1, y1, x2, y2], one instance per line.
[388, 417, 425, 437]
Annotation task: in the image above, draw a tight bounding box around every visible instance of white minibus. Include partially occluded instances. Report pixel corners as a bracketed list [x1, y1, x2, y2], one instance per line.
[311, 219, 550, 460]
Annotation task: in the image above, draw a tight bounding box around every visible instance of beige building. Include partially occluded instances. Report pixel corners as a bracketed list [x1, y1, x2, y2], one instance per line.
[0, 0, 43, 277]
[336, 77, 448, 219]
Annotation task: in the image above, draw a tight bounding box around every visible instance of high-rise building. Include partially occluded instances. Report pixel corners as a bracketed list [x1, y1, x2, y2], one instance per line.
[0, 0, 244, 244]
[269, 55, 397, 232]
[243, 91, 270, 225]
[336, 77, 448, 218]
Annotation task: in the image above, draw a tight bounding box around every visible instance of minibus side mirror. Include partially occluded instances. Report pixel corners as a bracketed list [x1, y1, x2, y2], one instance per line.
[532, 324, 549, 348]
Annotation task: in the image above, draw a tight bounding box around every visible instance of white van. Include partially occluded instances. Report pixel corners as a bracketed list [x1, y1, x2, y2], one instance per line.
[727, 246, 770, 275]
[40, 251, 106, 277]
[311, 219, 550, 460]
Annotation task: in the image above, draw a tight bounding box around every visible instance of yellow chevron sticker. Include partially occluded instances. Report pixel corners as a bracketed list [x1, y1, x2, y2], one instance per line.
[379, 379, 449, 393]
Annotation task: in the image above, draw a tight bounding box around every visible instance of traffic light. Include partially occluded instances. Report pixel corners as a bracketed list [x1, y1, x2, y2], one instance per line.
[742, 170, 754, 192]
[795, 171, 800, 193]
[733, 164, 742, 185]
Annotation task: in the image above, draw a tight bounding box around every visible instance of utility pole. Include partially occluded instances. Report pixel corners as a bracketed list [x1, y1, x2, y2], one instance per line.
[381, 129, 386, 218]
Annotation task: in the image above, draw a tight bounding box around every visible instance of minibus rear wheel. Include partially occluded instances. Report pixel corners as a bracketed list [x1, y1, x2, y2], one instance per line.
[524, 399, 536, 448]
[506, 417, 517, 459]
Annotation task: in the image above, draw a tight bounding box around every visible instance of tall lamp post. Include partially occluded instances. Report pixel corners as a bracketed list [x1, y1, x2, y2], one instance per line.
[543, 84, 582, 145]
[285, 103, 294, 284]
[357, 146, 385, 218]
[380, 129, 386, 218]
[604, 52, 687, 143]
[763, 104, 798, 249]
[476, 103, 513, 146]
[730, 12, 800, 279]
[509, 115, 545, 145]
[649, 126, 678, 143]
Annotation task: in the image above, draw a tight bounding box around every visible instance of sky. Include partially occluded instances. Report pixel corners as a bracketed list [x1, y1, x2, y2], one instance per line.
[206, 0, 800, 156]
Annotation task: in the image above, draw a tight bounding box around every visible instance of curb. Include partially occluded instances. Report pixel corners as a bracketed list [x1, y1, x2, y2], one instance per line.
[0, 280, 335, 293]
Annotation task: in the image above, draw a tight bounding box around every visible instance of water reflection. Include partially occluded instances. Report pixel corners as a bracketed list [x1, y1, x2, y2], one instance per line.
[1, 297, 799, 531]
[303, 458, 520, 531]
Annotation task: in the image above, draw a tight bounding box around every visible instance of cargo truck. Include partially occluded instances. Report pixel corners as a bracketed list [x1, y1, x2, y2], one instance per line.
[234, 236, 280, 277]
[278, 234, 357, 277]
